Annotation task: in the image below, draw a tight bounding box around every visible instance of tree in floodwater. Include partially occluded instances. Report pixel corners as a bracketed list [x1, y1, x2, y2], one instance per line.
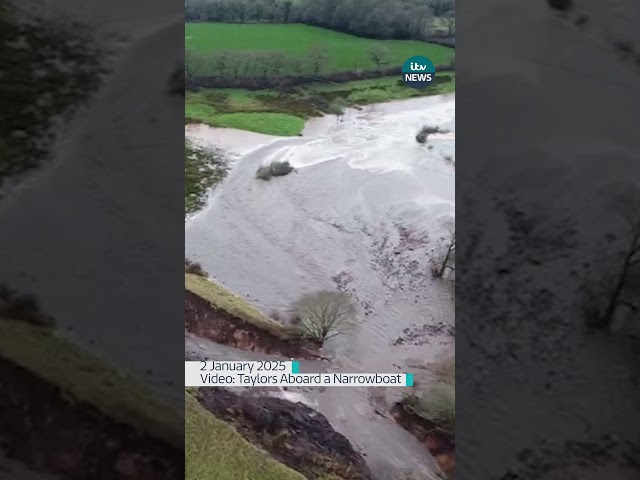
[433, 226, 455, 278]
[293, 290, 356, 342]
[585, 185, 640, 329]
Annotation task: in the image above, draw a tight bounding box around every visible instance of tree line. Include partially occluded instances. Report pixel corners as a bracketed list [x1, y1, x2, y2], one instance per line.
[185, 0, 455, 43]
[186, 45, 454, 89]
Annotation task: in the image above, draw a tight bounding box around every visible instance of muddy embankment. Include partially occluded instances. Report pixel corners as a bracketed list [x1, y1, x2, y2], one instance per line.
[0, 358, 182, 479]
[185, 290, 323, 360]
[390, 403, 455, 479]
[197, 387, 372, 480]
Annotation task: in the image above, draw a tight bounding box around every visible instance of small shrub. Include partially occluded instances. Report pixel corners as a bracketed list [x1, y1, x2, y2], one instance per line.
[256, 165, 273, 180]
[326, 97, 348, 116]
[255, 161, 295, 180]
[307, 93, 335, 113]
[270, 161, 294, 176]
[410, 383, 455, 433]
[185, 259, 208, 277]
[416, 126, 448, 144]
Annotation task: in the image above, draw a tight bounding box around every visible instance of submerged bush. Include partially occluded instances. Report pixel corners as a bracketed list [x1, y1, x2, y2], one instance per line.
[416, 126, 448, 144]
[255, 161, 295, 180]
[185, 259, 208, 277]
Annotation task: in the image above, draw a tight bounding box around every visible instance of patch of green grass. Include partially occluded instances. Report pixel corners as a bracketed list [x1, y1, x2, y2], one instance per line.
[186, 392, 305, 480]
[214, 112, 305, 136]
[0, 319, 182, 448]
[305, 72, 455, 103]
[185, 273, 299, 339]
[186, 73, 454, 135]
[185, 23, 453, 74]
[185, 102, 219, 124]
[186, 91, 305, 135]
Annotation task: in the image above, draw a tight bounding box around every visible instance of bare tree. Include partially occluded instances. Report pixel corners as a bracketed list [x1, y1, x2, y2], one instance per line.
[433, 227, 455, 278]
[293, 291, 356, 342]
[587, 186, 640, 329]
[368, 45, 390, 69]
[268, 52, 288, 77]
[291, 58, 305, 75]
[213, 51, 230, 79]
[307, 44, 329, 76]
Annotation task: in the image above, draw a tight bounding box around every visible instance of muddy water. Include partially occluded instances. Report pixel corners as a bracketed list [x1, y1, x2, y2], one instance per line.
[185, 95, 455, 478]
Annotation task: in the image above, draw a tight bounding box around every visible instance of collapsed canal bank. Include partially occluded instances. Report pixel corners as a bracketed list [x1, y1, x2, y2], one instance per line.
[185, 273, 324, 359]
[196, 387, 372, 480]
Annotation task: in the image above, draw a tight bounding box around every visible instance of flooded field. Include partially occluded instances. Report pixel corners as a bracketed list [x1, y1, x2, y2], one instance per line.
[186, 95, 455, 476]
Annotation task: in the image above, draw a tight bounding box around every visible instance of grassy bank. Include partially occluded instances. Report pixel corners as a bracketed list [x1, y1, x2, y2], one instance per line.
[186, 392, 305, 480]
[185, 273, 299, 339]
[186, 23, 452, 75]
[0, 318, 182, 448]
[186, 72, 455, 136]
[185, 141, 229, 215]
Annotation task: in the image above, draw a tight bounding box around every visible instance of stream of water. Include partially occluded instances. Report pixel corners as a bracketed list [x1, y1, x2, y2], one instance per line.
[185, 95, 455, 478]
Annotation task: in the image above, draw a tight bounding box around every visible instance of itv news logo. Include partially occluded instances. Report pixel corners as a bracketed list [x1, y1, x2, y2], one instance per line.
[402, 55, 436, 89]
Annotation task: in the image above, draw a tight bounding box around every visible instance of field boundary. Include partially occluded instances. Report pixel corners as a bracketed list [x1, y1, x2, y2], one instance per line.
[188, 64, 454, 91]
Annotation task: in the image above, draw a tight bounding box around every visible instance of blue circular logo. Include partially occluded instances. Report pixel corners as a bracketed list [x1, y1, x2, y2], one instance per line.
[402, 56, 436, 89]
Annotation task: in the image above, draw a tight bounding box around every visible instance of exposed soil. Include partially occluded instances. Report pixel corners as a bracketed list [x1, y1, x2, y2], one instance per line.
[197, 387, 372, 480]
[185, 290, 322, 359]
[390, 403, 455, 479]
[0, 357, 182, 479]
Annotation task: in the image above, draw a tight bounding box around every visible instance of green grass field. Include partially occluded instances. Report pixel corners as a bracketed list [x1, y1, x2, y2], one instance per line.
[185, 23, 453, 74]
[185, 72, 455, 136]
[186, 392, 305, 480]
